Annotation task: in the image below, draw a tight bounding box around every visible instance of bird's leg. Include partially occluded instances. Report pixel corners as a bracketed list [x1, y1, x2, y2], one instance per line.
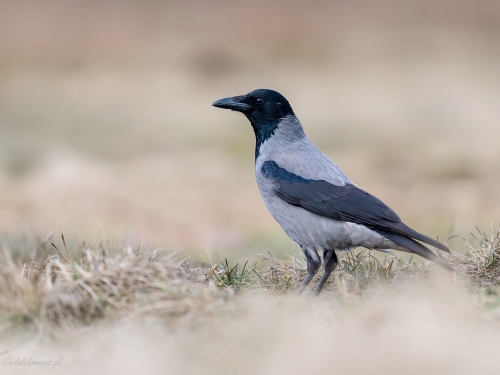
[297, 246, 321, 294]
[314, 249, 338, 295]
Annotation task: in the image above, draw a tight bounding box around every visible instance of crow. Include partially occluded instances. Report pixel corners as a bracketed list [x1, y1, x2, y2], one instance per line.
[213, 89, 452, 294]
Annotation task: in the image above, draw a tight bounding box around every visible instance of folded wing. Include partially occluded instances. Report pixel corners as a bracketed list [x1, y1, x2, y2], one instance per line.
[261, 160, 452, 269]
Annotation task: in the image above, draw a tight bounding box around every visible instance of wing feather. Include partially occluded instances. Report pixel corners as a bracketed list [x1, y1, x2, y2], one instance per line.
[262, 160, 450, 254]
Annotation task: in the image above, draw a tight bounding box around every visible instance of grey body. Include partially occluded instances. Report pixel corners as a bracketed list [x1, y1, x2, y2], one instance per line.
[213, 89, 452, 294]
[255, 116, 387, 253]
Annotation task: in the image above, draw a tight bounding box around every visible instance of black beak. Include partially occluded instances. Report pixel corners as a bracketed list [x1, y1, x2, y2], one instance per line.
[212, 95, 252, 113]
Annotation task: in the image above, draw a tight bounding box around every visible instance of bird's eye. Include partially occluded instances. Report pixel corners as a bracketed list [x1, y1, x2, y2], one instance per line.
[255, 98, 264, 105]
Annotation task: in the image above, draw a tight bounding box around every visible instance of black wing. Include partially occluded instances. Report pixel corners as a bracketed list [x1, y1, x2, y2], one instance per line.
[262, 160, 450, 254]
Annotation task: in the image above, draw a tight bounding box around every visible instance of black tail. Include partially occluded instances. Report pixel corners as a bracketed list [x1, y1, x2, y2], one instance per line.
[375, 230, 453, 271]
[383, 222, 451, 253]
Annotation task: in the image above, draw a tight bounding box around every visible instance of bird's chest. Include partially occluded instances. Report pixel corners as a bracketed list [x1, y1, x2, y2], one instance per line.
[254, 156, 284, 211]
[255, 164, 278, 205]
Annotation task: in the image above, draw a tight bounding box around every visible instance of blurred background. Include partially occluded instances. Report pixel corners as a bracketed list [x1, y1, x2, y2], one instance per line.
[0, 0, 499, 261]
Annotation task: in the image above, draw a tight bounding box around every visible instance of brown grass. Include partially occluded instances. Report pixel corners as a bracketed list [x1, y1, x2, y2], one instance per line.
[0, 227, 499, 374]
[0, 227, 498, 334]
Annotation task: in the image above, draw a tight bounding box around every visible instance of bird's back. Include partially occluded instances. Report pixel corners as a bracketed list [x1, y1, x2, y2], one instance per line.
[255, 115, 351, 187]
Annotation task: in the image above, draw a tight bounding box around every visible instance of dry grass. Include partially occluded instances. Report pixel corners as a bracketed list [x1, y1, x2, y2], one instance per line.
[0, 227, 498, 335]
[0, 227, 499, 374]
[0, 234, 226, 336]
[457, 225, 500, 290]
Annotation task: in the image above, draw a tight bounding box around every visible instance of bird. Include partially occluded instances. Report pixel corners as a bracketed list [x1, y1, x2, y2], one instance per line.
[212, 89, 452, 294]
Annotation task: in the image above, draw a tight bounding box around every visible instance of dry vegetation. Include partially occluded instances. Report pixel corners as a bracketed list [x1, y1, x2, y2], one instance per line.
[0, 227, 498, 333]
[0, 227, 500, 373]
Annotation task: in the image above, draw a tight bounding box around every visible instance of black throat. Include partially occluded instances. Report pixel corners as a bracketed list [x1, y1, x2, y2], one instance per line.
[247, 117, 280, 160]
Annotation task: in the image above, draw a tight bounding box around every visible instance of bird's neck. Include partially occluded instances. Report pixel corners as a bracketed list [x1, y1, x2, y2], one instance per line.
[250, 119, 280, 160]
[252, 115, 306, 160]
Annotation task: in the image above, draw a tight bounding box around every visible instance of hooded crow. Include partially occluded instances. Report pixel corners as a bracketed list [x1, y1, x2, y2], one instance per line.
[213, 89, 452, 294]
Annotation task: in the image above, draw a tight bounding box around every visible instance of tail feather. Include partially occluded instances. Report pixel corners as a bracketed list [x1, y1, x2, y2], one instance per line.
[388, 222, 450, 253]
[375, 230, 453, 271]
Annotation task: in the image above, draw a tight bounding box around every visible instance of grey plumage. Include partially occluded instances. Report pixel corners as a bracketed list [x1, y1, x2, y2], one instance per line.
[213, 89, 452, 294]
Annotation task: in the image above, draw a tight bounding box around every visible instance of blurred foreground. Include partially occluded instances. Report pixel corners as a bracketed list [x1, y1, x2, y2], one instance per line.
[6, 285, 499, 375]
[0, 227, 499, 374]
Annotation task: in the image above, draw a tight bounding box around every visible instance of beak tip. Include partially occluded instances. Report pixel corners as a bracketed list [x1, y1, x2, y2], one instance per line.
[212, 97, 232, 109]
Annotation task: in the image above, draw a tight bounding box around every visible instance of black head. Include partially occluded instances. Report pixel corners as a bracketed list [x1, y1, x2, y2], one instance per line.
[212, 89, 295, 157]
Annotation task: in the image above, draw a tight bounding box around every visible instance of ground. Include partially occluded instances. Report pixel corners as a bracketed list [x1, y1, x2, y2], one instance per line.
[0, 227, 499, 374]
